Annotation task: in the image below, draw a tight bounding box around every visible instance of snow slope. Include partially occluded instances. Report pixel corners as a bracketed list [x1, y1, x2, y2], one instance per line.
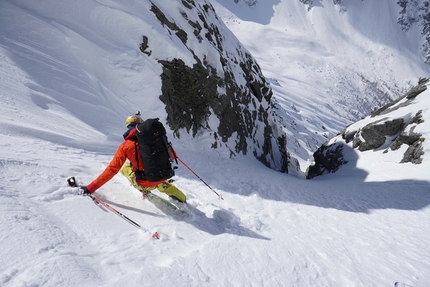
[1, 0, 429, 286]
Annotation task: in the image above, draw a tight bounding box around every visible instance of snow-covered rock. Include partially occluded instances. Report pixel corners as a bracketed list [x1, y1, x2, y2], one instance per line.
[306, 78, 429, 178]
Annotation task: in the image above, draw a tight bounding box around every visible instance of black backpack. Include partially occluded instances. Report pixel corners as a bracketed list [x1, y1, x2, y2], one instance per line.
[134, 118, 177, 182]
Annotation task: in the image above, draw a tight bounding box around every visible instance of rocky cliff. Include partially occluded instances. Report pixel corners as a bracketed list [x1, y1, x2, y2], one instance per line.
[142, 0, 293, 172]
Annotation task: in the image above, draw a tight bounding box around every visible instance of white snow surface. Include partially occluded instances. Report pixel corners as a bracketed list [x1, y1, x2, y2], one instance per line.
[1, 1, 429, 286]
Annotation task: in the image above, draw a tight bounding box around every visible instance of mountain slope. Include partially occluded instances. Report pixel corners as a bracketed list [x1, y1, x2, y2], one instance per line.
[0, 0, 292, 172]
[213, 0, 430, 167]
[0, 1, 430, 286]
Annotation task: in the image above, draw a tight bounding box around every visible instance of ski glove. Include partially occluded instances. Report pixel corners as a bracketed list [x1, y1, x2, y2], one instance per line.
[79, 186, 91, 195]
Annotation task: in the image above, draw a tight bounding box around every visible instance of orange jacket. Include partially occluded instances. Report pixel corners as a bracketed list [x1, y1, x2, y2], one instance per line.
[86, 128, 164, 193]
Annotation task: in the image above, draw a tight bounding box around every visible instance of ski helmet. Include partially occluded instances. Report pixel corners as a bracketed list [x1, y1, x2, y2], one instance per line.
[125, 111, 143, 128]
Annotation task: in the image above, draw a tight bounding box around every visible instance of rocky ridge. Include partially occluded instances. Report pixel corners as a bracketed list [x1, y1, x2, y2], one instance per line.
[306, 79, 428, 179]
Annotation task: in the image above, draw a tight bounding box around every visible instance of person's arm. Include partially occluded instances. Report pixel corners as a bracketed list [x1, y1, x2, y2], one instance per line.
[86, 143, 127, 193]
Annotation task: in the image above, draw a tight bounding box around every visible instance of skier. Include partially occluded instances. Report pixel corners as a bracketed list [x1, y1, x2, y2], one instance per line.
[81, 113, 186, 203]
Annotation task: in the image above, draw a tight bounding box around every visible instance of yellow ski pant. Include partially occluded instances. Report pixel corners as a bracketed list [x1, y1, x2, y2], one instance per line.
[120, 162, 186, 203]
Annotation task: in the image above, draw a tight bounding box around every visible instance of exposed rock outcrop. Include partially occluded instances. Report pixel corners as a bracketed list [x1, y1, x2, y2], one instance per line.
[306, 79, 428, 179]
[142, 0, 293, 172]
[353, 118, 405, 151]
[305, 142, 347, 179]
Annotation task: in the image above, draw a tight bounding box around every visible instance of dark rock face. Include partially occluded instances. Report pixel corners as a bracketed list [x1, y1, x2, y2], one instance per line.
[142, 0, 292, 172]
[357, 118, 405, 151]
[306, 142, 347, 179]
[306, 79, 427, 179]
[158, 58, 215, 136]
[401, 138, 425, 164]
[389, 124, 422, 151]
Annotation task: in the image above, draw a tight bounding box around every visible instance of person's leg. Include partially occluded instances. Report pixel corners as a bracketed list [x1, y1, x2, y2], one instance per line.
[156, 181, 186, 203]
[120, 162, 144, 191]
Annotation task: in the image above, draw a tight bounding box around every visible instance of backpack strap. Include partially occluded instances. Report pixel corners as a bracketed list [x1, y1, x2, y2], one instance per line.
[133, 138, 147, 180]
[134, 138, 140, 170]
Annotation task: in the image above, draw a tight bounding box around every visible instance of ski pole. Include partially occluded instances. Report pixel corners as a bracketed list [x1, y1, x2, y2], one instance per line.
[176, 158, 224, 200]
[87, 194, 142, 229]
[67, 177, 146, 231]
